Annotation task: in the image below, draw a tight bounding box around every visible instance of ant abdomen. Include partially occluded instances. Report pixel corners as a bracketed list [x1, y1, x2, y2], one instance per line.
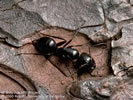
[33, 37, 57, 55]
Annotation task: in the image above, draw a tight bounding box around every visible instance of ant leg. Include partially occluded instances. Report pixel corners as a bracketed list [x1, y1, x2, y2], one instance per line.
[63, 21, 86, 48]
[67, 42, 106, 57]
[42, 34, 66, 41]
[93, 42, 107, 46]
[15, 52, 42, 56]
[45, 56, 70, 77]
[39, 33, 67, 47]
[64, 61, 75, 80]
[66, 44, 83, 48]
[56, 40, 67, 47]
[15, 52, 41, 55]
[66, 42, 91, 48]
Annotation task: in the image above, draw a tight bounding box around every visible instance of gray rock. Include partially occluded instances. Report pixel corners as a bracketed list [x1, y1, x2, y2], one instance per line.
[111, 60, 133, 79]
[36, 85, 51, 100]
[110, 79, 133, 100]
[15, 0, 104, 33]
[111, 0, 128, 5]
[2, 0, 133, 99]
[111, 23, 133, 75]
[0, 43, 25, 73]
[130, 0, 133, 5]
[112, 46, 133, 69]
[100, 0, 132, 32]
[70, 76, 120, 100]
[108, 5, 133, 22]
[112, 23, 133, 47]
[70, 75, 133, 100]
[79, 25, 104, 38]
[0, 0, 48, 47]
[0, 0, 15, 10]
[0, 9, 47, 39]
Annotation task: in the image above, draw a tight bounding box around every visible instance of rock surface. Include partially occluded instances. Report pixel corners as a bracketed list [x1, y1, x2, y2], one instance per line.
[112, 23, 133, 69]
[0, 0, 48, 47]
[70, 75, 133, 100]
[0, 43, 24, 73]
[108, 5, 133, 22]
[15, 0, 104, 29]
[130, 0, 133, 5]
[0, 0, 132, 100]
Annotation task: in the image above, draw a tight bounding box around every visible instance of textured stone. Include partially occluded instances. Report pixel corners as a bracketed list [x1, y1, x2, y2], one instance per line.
[79, 26, 104, 38]
[129, 50, 133, 56]
[70, 75, 133, 100]
[112, 23, 133, 47]
[35, 85, 50, 100]
[15, 0, 104, 34]
[100, 0, 132, 32]
[0, 0, 48, 47]
[0, 43, 25, 73]
[130, 0, 133, 5]
[0, 9, 46, 39]
[69, 76, 118, 100]
[2, 0, 133, 99]
[100, 0, 111, 10]
[112, 23, 133, 72]
[0, 0, 15, 10]
[111, 0, 128, 5]
[108, 5, 133, 22]
[112, 46, 133, 68]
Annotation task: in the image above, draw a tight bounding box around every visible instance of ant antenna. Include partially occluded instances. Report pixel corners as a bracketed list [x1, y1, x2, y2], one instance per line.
[89, 46, 91, 56]
[39, 33, 67, 47]
[63, 21, 86, 48]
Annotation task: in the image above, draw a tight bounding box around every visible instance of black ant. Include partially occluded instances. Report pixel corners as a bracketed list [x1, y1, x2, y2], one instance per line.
[19, 23, 96, 78]
[31, 27, 96, 78]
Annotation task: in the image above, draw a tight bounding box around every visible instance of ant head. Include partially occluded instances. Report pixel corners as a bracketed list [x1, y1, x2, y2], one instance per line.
[33, 37, 57, 55]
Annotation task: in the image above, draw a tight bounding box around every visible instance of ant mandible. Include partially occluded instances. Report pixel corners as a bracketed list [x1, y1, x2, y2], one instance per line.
[32, 25, 96, 78]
